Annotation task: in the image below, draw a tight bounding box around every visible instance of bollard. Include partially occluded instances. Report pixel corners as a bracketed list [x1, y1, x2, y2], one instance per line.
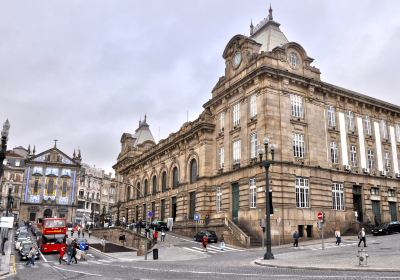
[357, 249, 369, 266]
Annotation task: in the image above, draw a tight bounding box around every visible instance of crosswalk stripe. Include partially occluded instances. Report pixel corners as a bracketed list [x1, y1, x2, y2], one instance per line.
[208, 245, 244, 252]
[181, 247, 206, 254]
[97, 259, 113, 263]
[190, 247, 217, 254]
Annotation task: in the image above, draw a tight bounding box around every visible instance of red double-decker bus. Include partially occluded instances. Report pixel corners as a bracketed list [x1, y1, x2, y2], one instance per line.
[39, 218, 67, 253]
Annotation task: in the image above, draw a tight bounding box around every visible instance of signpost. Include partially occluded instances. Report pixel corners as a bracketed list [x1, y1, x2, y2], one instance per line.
[194, 214, 199, 234]
[317, 211, 325, 250]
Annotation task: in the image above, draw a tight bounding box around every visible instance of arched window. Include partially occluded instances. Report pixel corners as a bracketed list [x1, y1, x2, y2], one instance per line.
[152, 176, 157, 194]
[144, 179, 148, 196]
[190, 159, 198, 183]
[162, 171, 167, 192]
[126, 186, 131, 201]
[172, 167, 179, 189]
[137, 183, 141, 199]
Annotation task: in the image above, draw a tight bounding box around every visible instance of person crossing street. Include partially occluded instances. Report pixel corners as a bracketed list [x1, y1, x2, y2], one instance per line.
[358, 228, 367, 247]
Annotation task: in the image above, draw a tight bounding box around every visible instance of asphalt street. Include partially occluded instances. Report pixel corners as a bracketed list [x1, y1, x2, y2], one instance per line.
[6, 231, 400, 280]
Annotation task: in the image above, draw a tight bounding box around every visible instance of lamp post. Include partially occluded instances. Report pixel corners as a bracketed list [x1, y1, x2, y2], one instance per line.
[0, 119, 10, 181]
[258, 137, 276, 260]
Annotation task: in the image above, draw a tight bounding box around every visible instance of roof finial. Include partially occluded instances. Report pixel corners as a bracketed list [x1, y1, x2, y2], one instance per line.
[73, 149, 76, 158]
[78, 149, 82, 160]
[53, 139, 58, 148]
[268, 3, 273, 21]
[250, 20, 254, 35]
[33, 145, 36, 155]
[27, 144, 31, 155]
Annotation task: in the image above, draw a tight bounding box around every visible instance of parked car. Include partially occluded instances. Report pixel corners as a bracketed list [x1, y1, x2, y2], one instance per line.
[193, 230, 218, 243]
[19, 242, 39, 261]
[150, 221, 169, 231]
[15, 236, 31, 250]
[372, 221, 400, 235]
[74, 238, 89, 250]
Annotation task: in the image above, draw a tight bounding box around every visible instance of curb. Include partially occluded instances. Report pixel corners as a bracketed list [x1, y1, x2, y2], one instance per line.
[253, 260, 400, 272]
[89, 247, 119, 259]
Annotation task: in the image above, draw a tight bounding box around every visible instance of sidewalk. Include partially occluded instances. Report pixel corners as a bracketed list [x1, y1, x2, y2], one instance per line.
[0, 228, 13, 278]
[254, 233, 400, 271]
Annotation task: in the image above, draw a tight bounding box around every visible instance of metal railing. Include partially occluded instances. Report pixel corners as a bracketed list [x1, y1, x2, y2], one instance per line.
[224, 217, 250, 248]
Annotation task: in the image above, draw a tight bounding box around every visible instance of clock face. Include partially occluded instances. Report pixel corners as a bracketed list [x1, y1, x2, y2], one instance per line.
[233, 52, 242, 68]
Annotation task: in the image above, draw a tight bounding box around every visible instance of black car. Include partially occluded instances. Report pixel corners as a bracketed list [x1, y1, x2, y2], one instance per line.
[150, 221, 169, 231]
[19, 243, 39, 261]
[372, 221, 400, 235]
[193, 230, 218, 243]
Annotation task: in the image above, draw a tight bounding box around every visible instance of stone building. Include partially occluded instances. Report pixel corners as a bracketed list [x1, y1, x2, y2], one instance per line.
[19, 143, 81, 223]
[0, 146, 28, 219]
[113, 7, 400, 245]
[76, 163, 116, 226]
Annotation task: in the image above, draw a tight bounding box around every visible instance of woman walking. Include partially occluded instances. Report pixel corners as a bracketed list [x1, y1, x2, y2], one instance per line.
[202, 234, 208, 252]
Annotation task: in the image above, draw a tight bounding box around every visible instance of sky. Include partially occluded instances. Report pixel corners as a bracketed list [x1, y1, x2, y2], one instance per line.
[1, 0, 400, 174]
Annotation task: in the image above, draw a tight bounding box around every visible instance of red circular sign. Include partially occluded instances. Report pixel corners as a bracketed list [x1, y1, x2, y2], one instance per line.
[317, 212, 323, 220]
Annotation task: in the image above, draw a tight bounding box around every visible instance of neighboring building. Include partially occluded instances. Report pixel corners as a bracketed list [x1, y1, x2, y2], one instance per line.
[20, 143, 81, 223]
[0, 146, 28, 219]
[76, 163, 116, 226]
[113, 7, 400, 245]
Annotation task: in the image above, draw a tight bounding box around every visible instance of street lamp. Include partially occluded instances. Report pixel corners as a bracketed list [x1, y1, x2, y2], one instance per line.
[258, 136, 276, 260]
[0, 119, 10, 181]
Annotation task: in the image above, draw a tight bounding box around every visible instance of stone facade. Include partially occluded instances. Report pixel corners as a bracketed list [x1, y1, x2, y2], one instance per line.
[19, 144, 81, 223]
[113, 8, 400, 245]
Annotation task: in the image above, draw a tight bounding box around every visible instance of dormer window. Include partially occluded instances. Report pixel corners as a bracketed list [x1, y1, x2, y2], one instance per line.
[289, 52, 298, 68]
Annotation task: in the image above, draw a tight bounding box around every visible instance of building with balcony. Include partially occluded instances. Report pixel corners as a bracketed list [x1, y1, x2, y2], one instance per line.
[20, 143, 81, 223]
[113, 7, 400, 245]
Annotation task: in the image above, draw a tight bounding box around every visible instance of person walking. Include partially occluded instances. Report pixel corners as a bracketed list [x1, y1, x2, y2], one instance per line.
[59, 246, 67, 264]
[82, 230, 85, 238]
[67, 243, 73, 265]
[88, 229, 92, 238]
[78, 229, 81, 238]
[153, 230, 158, 242]
[161, 230, 166, 242]
[219, 234, 225, 251]
[71, 228, 74, 238]
[335, 229, 341, 245]
[202, 234, 209, 252]
[358, 228, 367, 247]
[71, 245, 78, 264]
[25, 246, 36, 267]
[293, 231, 299, 247]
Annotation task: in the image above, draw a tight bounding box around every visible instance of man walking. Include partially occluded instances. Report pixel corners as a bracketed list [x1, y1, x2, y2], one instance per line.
[358, 228, 367, 247]
[161, 230, 166, 242]
[25, 246, 36, 267]
[293, 231, 299, 247]
[335, 228, 341, 245]
[153, 230, 158, 243]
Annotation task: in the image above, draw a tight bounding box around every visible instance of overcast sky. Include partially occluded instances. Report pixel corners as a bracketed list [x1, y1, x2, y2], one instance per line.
[1, 0, 399, 174]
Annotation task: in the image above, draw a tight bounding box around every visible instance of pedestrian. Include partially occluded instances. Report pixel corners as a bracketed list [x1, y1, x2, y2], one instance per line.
[153, 230, 158, 242]
[335, 229, 341, 245]
[71, 228, 74, 237]
[88, 229, 92, 238]
[25, 246, 36, 266]
[145, 227, 150, 238]
[67, 243, 73, 265]
[71, 245, 78, 264]
[78, 229, 81, 238]
[161, 230, 166, 242]
[358, 227, 367, 247]
[293, 231, 299, 247]
[202, 234, 208, 252]
[82, 230, 85, 238]
[220, 234, 225, 251]
[59, 246, 67, 264]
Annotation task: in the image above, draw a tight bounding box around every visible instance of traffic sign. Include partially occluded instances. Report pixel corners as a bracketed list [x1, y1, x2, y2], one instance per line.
[317, 211, 323, 221]
[147, 211, 153, 218]
[194, 214, 200, 221]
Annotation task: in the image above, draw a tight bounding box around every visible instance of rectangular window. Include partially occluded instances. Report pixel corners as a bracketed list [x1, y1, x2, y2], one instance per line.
[249, 94, 257, 118]
[388, 189, 395, 197]
[380, 120, 388, 139]
[218, 147, 224, 169]
[33, 178, 39, 195]
[295, 177, 309, 208]
[293, 133, 305, 158]
[290, 94, 303, 118]
[216, 187, 222, 213]
[330, 142, 338, 164]
[233, 103, 240, 127]
[219, 112, 225, 132]
[332, 183, 344, 211]
[249, 178, 256, 208]
[233, 140, 241, 164]
[371, 187, 379, 196]
[349, 145, 357, 167]
[365, 115, 372, 136]
[384, 151, 391, 172]
[396, 124, 400, 142]
[250, 132, 258, 159]
[62, 180, 68, 197]
[367, 149, 374, 170]
[347, 111, 354, 132]
[327, 106, 336, 127]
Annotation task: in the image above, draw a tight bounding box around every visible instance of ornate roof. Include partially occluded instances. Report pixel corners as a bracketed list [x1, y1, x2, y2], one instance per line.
[132, 115, 155, 146]
[250, 5, 289, 52]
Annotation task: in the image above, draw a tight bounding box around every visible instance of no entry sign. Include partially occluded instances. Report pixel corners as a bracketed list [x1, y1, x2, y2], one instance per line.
[317, 212, 323, 221]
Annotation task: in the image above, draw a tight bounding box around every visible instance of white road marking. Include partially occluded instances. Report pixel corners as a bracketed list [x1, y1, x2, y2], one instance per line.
[208, 245, 244, 252]
[38, 250, 48, 263]
[97, 259, 113, 263]
[52, 265, 102, 277]
[190, 247, 217, 254]
[181, 247, 206, 254]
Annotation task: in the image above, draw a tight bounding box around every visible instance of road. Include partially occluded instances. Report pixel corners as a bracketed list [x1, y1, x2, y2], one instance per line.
[7, 231, 400, 280]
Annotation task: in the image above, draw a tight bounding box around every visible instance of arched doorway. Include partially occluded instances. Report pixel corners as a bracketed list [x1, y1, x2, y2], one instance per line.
[43, 208, 52, 218]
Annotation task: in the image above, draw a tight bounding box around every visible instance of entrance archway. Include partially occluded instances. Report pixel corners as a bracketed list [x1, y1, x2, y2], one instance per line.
[43, 208, 53, 218]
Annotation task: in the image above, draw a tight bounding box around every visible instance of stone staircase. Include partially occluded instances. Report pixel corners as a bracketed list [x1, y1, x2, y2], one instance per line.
[238, 223, 262, 247]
